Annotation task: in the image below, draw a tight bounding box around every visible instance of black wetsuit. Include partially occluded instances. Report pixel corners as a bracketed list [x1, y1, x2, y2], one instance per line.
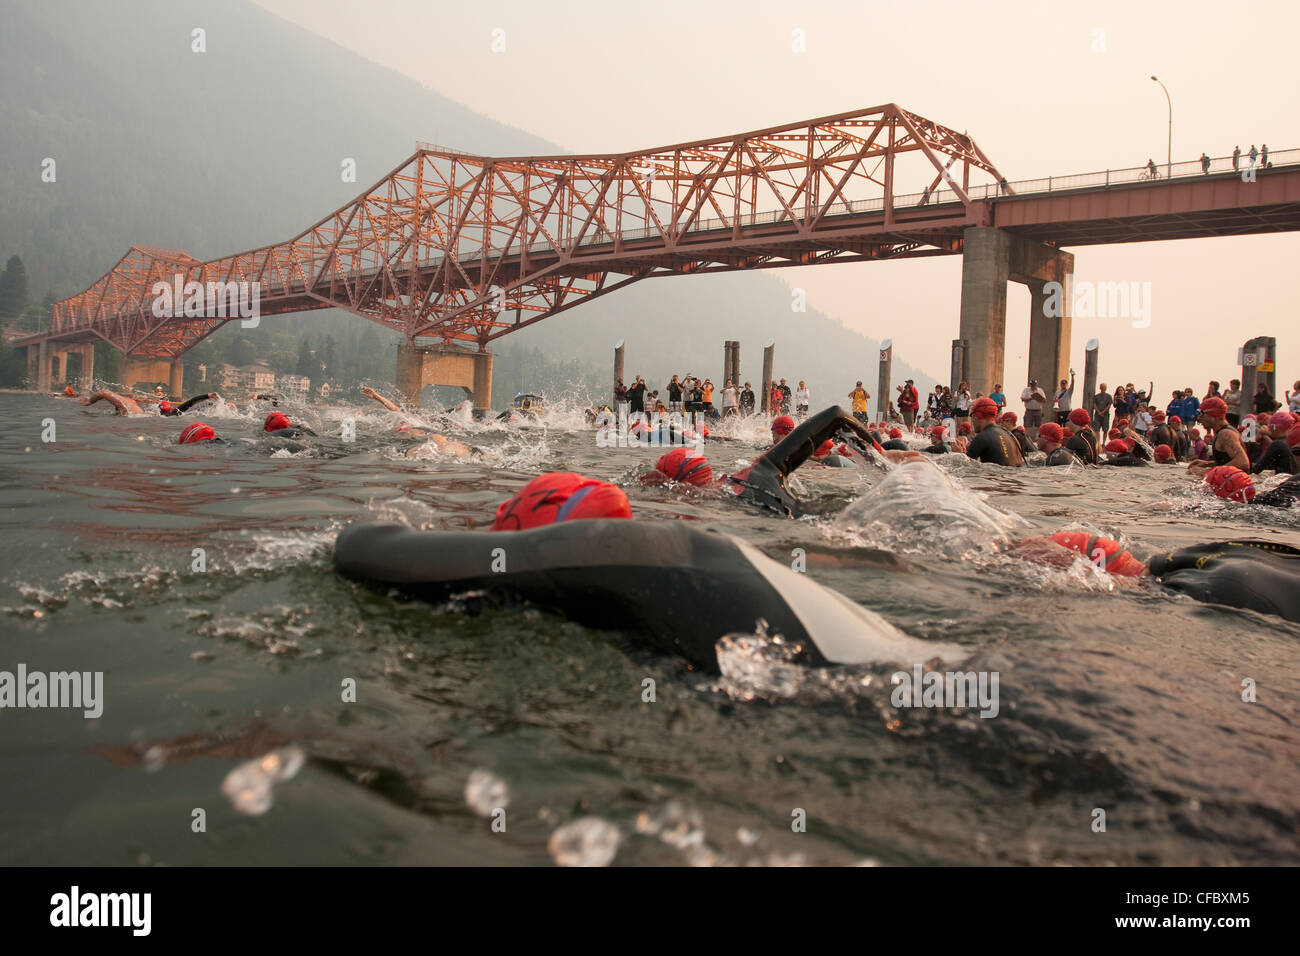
[921, 442, 950, 455]
[1064, 432, 1096, 465]
[727, 405, 881, 517]
[1100, 453, 1146, 466]
[1010, 429, 1033, 456]
[160, 394, 215, 416]
[1043, 447, 1079, 466]
[268, 426, 317, 439]
[1251, 438, 1298, 475]
[1149, 540, 1300, 623]
[1149, 424, 1176, 449]
[1253, 473, 1300, 508]
[333, 519, 944, 671]
[965, 424, 1024, 466]
[881, 439, 909, 451]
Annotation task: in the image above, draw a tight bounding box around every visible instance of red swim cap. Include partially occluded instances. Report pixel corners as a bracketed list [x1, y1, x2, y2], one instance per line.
[958, 421, 972, 435]
[1189, 427, 1202, 440]
[1104, 439, 1129, 454]
[1038, 422, 1064, 443]
[971, 397, 999, 419]
[1153, 444, 1173, 461]
[654, 448, 713, 486]
[1200, 397, 1227, 418]
[929, 426, 946, 440]
[1049, 531, 1144, 577]
[771, 415, 795, 437]
[264, 412, 291, 432]
[179, 422, 215, 444]
[158, 400, 174, 413]
[492, 472, 633, 530]
[1168, 415, 1182, 426]
[888, 427, 902, 439]
[63, 385, 75, 396]
[1068, 408, 1091, 427]
[814, 439, 835, 457]
[1204, 466, 1256, 502]
[1152, 410, 1166, 423]
[999, 411, 1018, 425]
[1271, 411, 1295, 430]
[1108, 428, 1122, 439]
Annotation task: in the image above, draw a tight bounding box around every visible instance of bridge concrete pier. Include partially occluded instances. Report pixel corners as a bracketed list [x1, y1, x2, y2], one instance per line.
[396, 344, 493, 411]
[122, 355, 183, 395]
[959, 227, 1073, 396]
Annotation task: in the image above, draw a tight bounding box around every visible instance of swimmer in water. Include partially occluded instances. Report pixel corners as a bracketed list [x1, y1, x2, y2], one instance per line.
[1251, 415, 1299, 475]
[998, 412, 1034, 457]
[921, 425, 951, 455]
[360, 386, 473, 457]
[262, 411, 317, 439]
[965, 397, 1024, 466]
[79, 389, 145, 416]
[1201, 464, 1300, 508]
[177, 422, 224, 444]
[158, 392, 221, 416]
[1099, 438, 1146, 466]
[1035, 422, 1079, 466]
[1187, 397, 1249, 474]
[649, 405, 922, 517]
[335, 471, 963, 671]
[1064, 409, 1097, 463]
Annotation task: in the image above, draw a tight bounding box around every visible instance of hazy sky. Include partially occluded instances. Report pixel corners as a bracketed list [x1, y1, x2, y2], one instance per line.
[255, 0, 1299, 397]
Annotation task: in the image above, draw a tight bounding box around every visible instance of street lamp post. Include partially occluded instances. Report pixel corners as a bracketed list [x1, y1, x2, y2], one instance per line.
[1150, 76, 1171, 179]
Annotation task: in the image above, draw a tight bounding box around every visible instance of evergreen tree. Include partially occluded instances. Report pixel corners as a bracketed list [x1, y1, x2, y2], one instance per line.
[0, 256, 31, 319]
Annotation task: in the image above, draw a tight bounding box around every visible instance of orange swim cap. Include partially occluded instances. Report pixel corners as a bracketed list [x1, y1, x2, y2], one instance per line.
[179, 422, 215, 444]
[1204, 466, 1255, 502]
[491, 472, 632, 531]
[64, 385, 75, 396]
[264, 412, 291, 432]
[654, 448, 713, 486]
[1049, 531, 1144, 577]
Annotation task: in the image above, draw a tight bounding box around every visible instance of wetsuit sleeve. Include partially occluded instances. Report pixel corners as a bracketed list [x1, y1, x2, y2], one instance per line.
[1252, 439, 1297, 475]
[177, 394, 212, 413]
[762, 405, 879, 477]
[1253, 473, 1300, 507]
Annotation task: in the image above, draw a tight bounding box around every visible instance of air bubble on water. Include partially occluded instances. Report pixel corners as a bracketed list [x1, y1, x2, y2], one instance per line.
[221, 746, 306, 816]
[736, 827, 760, 847]
[465, 769, 509, 817]
[142, 745, 166, 773]
[548, 817, 621, 867]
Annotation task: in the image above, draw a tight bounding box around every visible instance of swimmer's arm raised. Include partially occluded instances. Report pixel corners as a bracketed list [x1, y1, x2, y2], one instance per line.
[361, 386, 402, 413]
[80, 390, 127, 413]
[177, 392, 219, 413]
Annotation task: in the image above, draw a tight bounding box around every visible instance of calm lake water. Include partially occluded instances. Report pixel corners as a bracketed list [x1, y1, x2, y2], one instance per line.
[1, 389, 1297, 866]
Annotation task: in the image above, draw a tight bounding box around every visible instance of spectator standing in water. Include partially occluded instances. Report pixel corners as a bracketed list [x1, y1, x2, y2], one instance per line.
[626, 376, 647, 415]
[795, 381, 810, 418]
[1051, 370, 1076, 425]
[896, 379, 920, 429]
[1223, 379, 1242, 426]
[721, 380, 738, 419]
[778, 378, 793, 414]
[739, 382, 755, 415]
[667, 375, 683, 412]
[1091, 382, 1113, 435]
[847, 381, 869, 423]
[1021, 379, 1047, 431]
[614, 380, 628, 417]
[988, 383, 1006, 414]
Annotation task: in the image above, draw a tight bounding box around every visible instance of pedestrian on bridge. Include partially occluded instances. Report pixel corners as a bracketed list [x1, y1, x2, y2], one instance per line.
[1262, 144, 1270, 167]
[1249, 145, 1258, 169]
[1200, 153, 1211, 174]
[1233, 146, 1241, 171]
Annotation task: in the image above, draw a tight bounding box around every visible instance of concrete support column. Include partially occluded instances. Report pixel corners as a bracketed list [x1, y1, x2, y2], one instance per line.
[1028, 282, 1072, 399]
[950, 339, 969, 394]
[761, 342, 775, 414]
[958, 227, 1011, 395]
[38, 339, 51, 392]
[169, 360, 185, 398]
[1082, 338, 1100, 425]
[470, 351, 493, 411]
[613, 341, 625, 403]
[730, 341, 741, 388]
[876, 339, 892, 420]
[80, 344, 95, 388]
[397, 343, 494, 411]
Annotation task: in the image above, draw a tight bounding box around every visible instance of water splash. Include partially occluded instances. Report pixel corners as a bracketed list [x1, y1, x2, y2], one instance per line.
[220, 746, 306, 815]
[464, 770, 509, 818]
[547, 817, 622, 867]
